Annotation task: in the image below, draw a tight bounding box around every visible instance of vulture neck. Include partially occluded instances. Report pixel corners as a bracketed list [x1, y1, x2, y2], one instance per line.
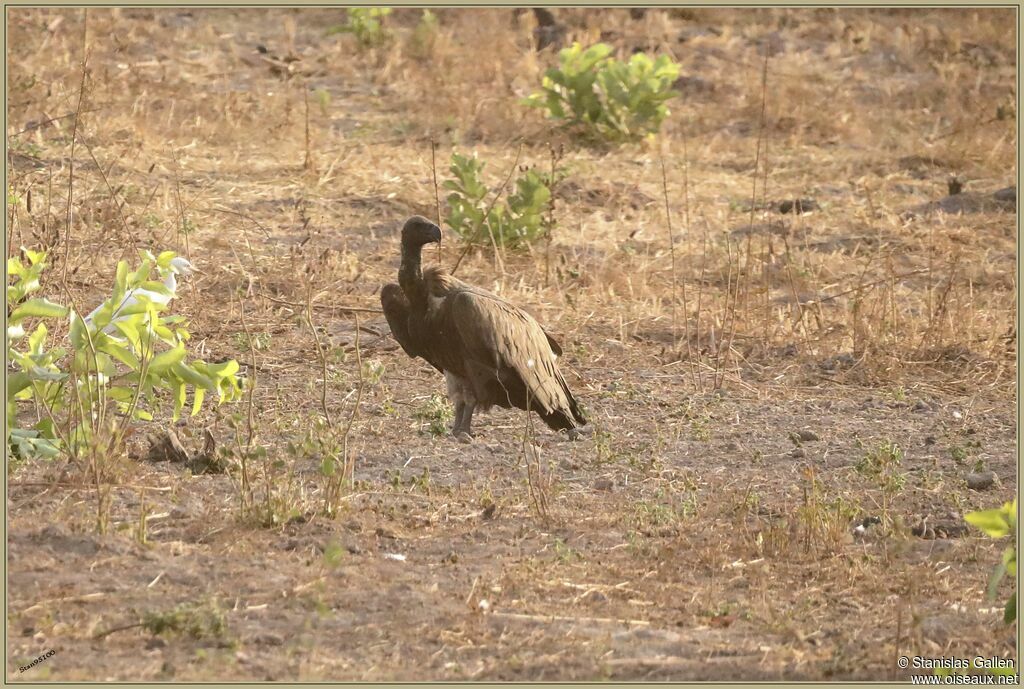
[398, 241, 429, 309]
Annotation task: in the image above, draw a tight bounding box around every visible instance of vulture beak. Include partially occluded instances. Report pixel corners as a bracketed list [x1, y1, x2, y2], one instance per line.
[427, 223, 442, 244]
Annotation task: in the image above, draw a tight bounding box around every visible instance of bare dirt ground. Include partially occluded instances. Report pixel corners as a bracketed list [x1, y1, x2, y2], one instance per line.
[6, 7, 1018, 681]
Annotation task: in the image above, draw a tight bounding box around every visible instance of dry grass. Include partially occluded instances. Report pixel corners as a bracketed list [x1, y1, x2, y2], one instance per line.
[6, 7, 1017, 681]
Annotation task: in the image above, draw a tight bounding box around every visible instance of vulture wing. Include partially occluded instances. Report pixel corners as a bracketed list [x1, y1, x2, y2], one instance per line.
[540, 326, 564, 356]
[428, 273, 565, 356]
[381, 283, 422, 359]
[446, 289, 584, 428]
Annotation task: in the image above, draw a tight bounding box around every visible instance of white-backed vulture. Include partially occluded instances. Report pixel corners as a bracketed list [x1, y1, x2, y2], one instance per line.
[381, 216, 587, 438]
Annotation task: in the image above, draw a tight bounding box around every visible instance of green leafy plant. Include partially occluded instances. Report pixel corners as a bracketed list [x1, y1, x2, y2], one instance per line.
[523, 42, 680, 142]
[141, 599, 229, 641]
[854, 439, 907, 498]
[7, 248, 68, 460]
[327, 7, 392, 48]
[444, 152, 555, 249]
[965, 499, 1017, 624]
[6, 248, 244, 465]
[414, 393, 453, 436]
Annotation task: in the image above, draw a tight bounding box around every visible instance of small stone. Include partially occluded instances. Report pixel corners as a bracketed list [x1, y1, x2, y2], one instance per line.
[593, 478, 615, 492]
[912, 521, 969, 539]
[580, 589, 608, 603]
[993, 186, 1016, 205]
[777, 198, 819, 214]
[924, 435, 937, 446]
[913, 400, 932, 412]
[345, 543, 363, 555]
[145, 429, 190, 463]
[966, 471, 999, 491]
[791, 447, 806, 458]
[146, 637, 167, 650]
[795, 430, 821, 442]
[254, 633, 284, 646]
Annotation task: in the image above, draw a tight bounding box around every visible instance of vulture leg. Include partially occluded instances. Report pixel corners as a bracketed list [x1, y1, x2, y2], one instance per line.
[445, 372, 477, 438]
[458, 400, 477, 437]
[452, 401, 467, 434]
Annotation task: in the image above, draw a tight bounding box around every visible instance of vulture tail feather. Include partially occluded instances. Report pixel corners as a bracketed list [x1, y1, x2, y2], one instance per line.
[538, 374, 586, 432]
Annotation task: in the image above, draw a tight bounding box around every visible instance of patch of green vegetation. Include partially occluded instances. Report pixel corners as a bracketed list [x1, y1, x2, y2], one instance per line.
[965, 499, 1017, 625]
[361, 358, 386, 385]
[233, 331, 271, 352]
[854, 439, 906, 495]
[323, 542, 346, 569]
[553, 538, 582, 563]
[793, 469, 860, 555]
[523, 42, 680, 143]
[413, 393, 453, 436]
[444, 152, 558, 250]
[384, 466, 432, 494]
[679, 399, 714, 441]
[327, 8, 392, 48]
[7, 248, 243, 465]
[632, 483, 697, 529]
[142, 600, 229, 641]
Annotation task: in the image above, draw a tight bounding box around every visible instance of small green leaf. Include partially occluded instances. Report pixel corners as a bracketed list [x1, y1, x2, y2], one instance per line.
[138, 280, 173, 298]
[68, 311, 89, 350]
[191, 387, 206, 416]
[172, 379, 186, 422]
[9, 297, 69, 324]
[966, 505, 1013, 538]
[7, 372, 32, 397]
[23, 248, 47, 266]
[156, 250, 176, 269]
[323, 541, 344, 568]
[103, 338, 142, 370]
[149, 342, 187, 374]
[172, 361, 216, 390]
[107, 386, 136, 403]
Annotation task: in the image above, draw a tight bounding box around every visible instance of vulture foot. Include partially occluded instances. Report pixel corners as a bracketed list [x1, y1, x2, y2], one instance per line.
[567, 426, 593, 441]
[455, 431, 474, 444]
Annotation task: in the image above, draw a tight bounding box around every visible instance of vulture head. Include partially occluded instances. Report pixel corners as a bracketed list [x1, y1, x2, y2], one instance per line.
[401, 216, 442, 249]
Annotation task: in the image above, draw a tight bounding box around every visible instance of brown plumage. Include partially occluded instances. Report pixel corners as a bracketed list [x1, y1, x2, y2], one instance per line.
[381, 216, 587, 438]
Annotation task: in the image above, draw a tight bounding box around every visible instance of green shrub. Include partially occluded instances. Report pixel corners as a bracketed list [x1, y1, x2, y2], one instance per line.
[6, 248, 243, 462]
[327, 7, 392, 48]
[523, 42, 680, 142]
[444, 152, 554, 249]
